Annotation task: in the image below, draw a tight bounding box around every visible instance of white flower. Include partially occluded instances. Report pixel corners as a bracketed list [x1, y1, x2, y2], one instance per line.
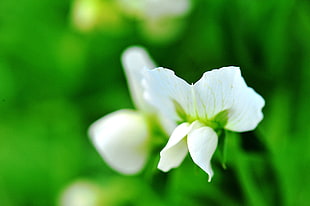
[117, 0, 191, 20]
[89, 109, 150, 174]
[116, 0, 191, 44]
[142, 66, 265, 181]
[88, 46, 156, 174]
[59, 180, 102, 206]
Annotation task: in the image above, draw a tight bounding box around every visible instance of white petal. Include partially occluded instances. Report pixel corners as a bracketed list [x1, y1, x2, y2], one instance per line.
[187, 126, 218, 182]
[158, 122, 191, 172]
[143, 68, 195, 122]
[88, 109, 149, 174]
[194, 66, 240, 120]
[121, 46, 156, 111]
[225, 86, 265, 132]
[194, 66, 264, 131]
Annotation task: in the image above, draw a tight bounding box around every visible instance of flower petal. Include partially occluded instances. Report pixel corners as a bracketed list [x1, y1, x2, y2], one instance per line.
[88, 109, 149, 174]
[143, 68, 195, 122]
[158, 122, 192, 172]
[194, 66, 240, 120]
[225, 85, 265, 132]
[187, 126, 218, 182]
[121, 46, 156, 111]
[194, 66, 264, 131]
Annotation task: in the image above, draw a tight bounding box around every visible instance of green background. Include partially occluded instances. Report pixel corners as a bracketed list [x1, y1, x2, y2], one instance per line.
[1, 0, 310, 205]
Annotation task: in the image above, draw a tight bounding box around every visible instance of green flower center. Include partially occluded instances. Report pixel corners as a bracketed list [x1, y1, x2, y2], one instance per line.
[173, 99, 229, 131]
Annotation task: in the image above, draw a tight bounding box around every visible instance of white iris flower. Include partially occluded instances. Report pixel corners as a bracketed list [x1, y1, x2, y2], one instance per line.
[143, 67, 265, 181]
[88, 47, 156, 174]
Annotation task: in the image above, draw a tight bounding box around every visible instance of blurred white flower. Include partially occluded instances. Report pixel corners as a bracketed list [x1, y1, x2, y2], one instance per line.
[59, 180, 102, 206]
[117, 0, 192, 44]
[89, 46, 158, 174]
[117, 0, 191, 20]
[89, 109, 150, 174]
[143, 66, 265, 181]
[70, 0, 192, 42]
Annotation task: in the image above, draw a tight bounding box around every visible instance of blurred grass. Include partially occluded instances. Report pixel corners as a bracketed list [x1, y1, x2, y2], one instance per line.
[1, 0, 310, 205]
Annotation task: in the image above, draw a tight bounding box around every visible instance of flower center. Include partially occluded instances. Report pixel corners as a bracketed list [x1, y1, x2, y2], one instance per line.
[173, 99, 229, 130]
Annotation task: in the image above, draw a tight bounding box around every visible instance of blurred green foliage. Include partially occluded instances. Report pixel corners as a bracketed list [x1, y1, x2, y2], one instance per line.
[1, 0, 310, 205]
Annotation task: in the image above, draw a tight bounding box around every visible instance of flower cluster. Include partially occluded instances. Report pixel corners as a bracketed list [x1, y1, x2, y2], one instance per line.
[89, 46, 265, 181]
